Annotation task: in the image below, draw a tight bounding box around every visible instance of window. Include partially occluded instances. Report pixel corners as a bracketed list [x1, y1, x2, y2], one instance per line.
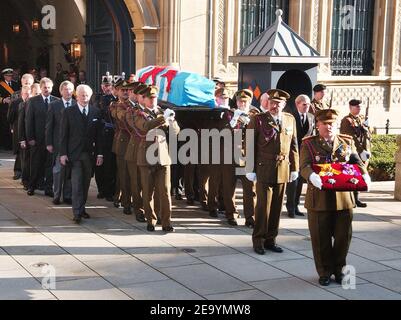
[331, 0, 375, 76]
[240, 0, 289, 49]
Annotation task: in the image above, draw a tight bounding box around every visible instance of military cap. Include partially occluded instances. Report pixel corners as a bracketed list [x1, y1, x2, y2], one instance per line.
[142, 85, 159, 98]
[127, 81, 143, 91]
[134, 83, 149, 95]
[235, 89, 253, 101]
[313, 84, 327, 92]
[215, 88, 230, 98]
[113, 79, 124, 89]
[102, 71, 113, 84]
[315, 108, 339, 123]
[266, 89, 290, 102]
[1, 68, 13, 76]
[349, 99, 362, 106]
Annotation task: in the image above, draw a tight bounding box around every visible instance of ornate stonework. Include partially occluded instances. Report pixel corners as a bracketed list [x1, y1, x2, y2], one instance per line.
[311, 0, 320, 50]
[326, 85, 390, 111]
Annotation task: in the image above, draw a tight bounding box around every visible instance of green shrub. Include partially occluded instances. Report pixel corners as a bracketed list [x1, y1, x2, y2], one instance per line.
[368, 134, 398, 181]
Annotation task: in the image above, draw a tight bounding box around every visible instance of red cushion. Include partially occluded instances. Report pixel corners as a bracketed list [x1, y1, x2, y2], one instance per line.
[312, 163, 368, 192]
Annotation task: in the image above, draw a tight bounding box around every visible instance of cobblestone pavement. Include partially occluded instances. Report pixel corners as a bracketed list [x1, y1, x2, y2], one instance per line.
[1, 152, 401, 300]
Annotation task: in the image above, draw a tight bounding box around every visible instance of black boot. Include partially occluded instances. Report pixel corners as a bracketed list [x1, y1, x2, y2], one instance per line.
[354, 191, 367, 208]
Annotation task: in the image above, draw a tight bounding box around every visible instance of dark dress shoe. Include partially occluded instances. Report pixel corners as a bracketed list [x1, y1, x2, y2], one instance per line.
[147, 224, 155, 232]
[156, 218, 162, 225]
[245, 218, 255, 228]
[81, 212, 90, 219]
[319, 276, 331, 286]
[264, 244, 283, 253]
[334, 273, 344, 284]
[175, 194, 183, 201]
[27, 189, 35, 196]
[97, 193, 105, 199]
[162, 226, 175, 232]
[288, 212, 295, 218]
[209, 210, 218, 218]
[254, 247, 265, 255]
[295, 208, 305, 216]
[136, 213, 146, 223]
[73, 216, 81, 224]
[356, 200, 367, 208]
[52, 198, 61, 205]
[186, 199, 195, 205]
[45, 190, 54, 198]
[113, 201, 120, 208]
[13, 173, 21, 180]
[63, 199, 72, 205]
[227, 218, 238, 226]
[201, 202, 209, 211]
[123, 207, 132, 215]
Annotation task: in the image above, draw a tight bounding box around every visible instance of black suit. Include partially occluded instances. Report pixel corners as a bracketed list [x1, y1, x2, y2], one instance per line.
[60, 104, 103, 217]
[46, 99, 75, 201]
[18, 100, 30, 186]
[286, 111, 315, 215]
[92, 93, 117, 198]
[26, 94, 59, 191]
[7, 97, 23, 175]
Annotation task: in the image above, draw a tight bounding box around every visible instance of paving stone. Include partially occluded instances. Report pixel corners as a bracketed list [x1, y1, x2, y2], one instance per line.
[328, 283, 401, 300]
[160, 264, 251, 296]
[12, 254, 98, 282]
[378, 259, 401, 271]
[200, 254, 290, 282]
[84, 256, 168, 286]
[50, 277, 131, 300]
[349, 238, 401, 261]
[0, 269, 55, 300]
[205, 289, 275, 300]
[127, 246, 202, 268]
[251, 277, 343, 300]
[358, 270, 401, 293]
[121, 279, 203, 300]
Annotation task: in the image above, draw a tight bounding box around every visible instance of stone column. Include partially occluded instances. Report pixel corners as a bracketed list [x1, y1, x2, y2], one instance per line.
[133, 27, 159, 69]
[395, 135, 401, 201]
[157, 0, 181, 67]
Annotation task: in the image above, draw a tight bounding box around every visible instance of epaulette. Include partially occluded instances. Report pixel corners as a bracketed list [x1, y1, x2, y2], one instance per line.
[283, 112, 295, 120]
[302, 135, 318, 141]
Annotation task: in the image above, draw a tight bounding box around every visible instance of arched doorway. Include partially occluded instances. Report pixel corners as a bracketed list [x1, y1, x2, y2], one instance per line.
[276, 69, 312, 112]
[86, 0, 135, 90]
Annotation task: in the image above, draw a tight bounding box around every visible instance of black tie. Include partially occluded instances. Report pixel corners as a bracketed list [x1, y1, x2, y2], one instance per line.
[65, 101, 70, 108]
[301, 114, 305, 127]
[44, 98, 49, 108]
[83, 107, 87, 117]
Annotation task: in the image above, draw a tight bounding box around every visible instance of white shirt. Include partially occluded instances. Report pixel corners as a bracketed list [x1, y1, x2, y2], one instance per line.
[77, 103, 88, 115]
[299, 112, 307, 124]
[42, 94, 50, 103]
[62, 98, 72, 108]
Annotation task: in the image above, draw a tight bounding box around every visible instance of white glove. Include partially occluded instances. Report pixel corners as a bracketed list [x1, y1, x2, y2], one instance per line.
[234, 109, 244, 118]
[359, 150, 371, 162]
[163, 108, 175, 121]
[363, 119, 369, 127]
[290, 171, 299, 182]
[309, 172, 323, 190]
[362, 173, 372, 192]
[239, 114, 251, 125]
[246, 173, 257, 182]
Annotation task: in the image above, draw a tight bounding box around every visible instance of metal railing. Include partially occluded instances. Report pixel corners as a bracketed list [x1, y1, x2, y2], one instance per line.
[331, 0, 375, 76]
[240, 0, 289, 49]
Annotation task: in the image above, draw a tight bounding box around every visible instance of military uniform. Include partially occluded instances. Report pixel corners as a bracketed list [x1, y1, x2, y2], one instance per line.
[340, 99, 372, 208]
[0, 69, 19, 150]
[309, 84, 329, 116]
[110, 81, 133, 214]
[300, 109, 368, 285]
[134, 86, 180, 231]
[125, 83, 148, 221]
[248, 89, 299, 253]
